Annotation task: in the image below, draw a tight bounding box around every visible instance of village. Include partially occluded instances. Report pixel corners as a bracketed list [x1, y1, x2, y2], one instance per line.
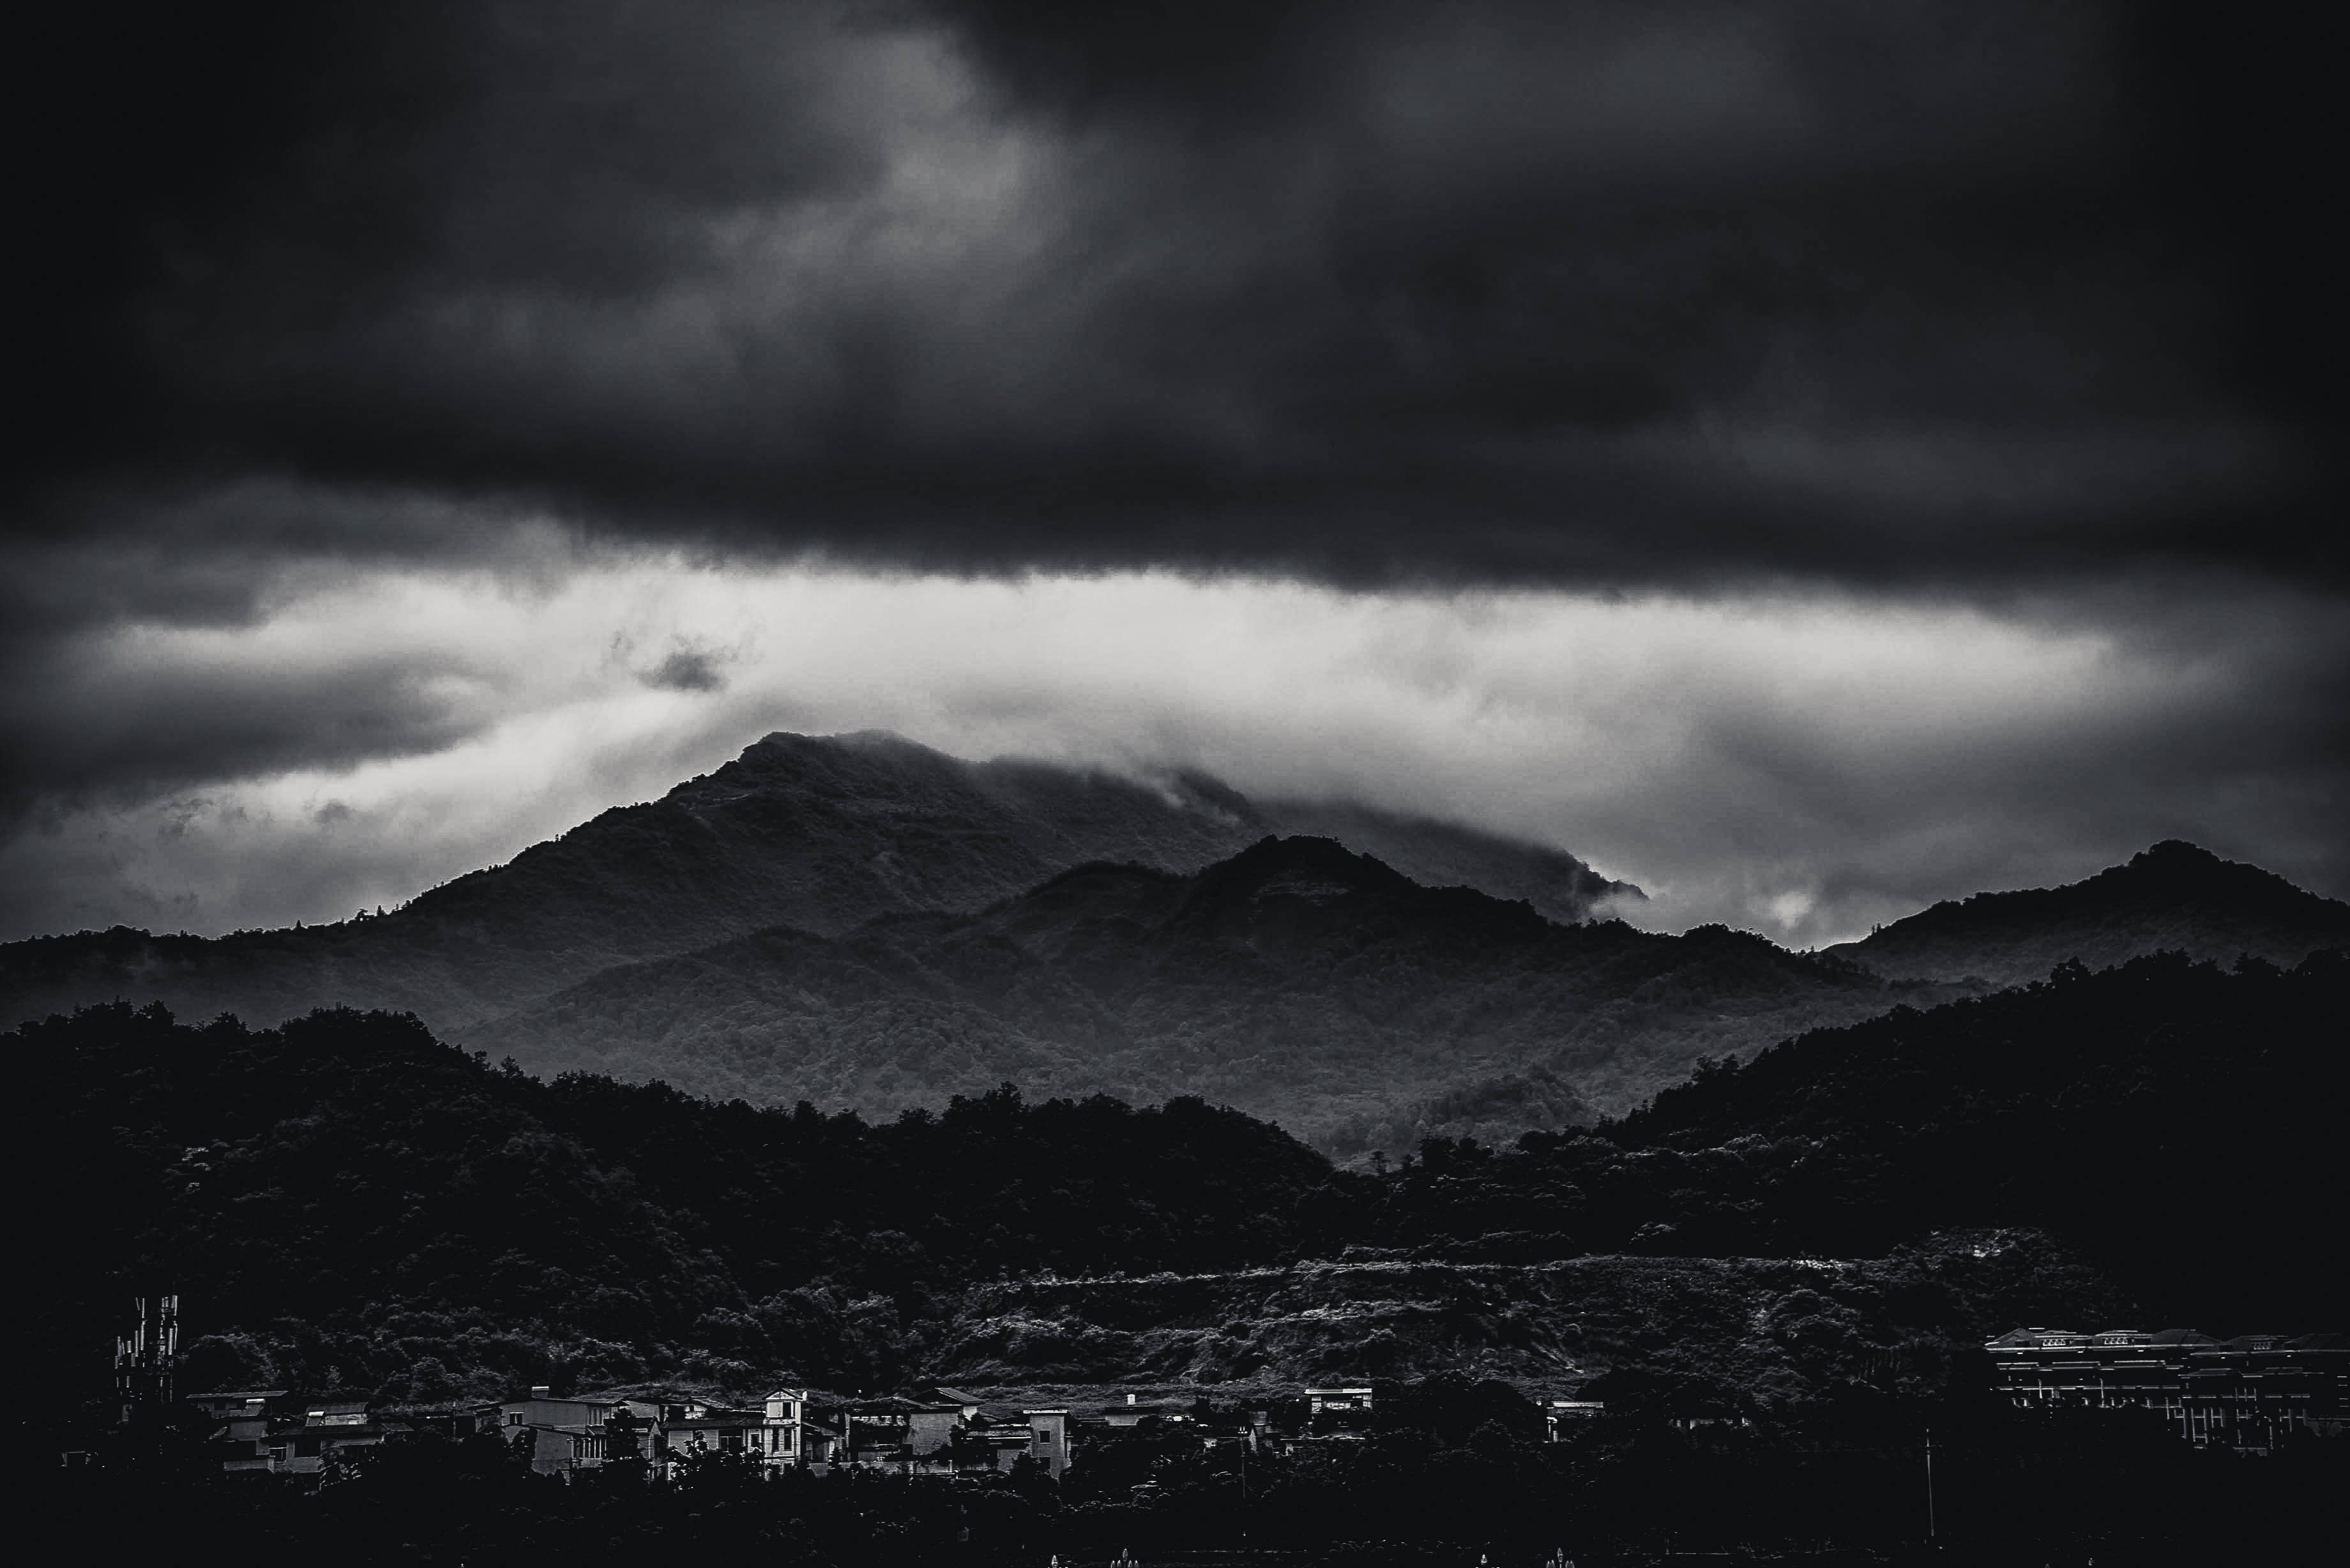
[158, 1325, 2349, 1485]
[89, 1298, 2344, 1489]
[179, 1380, 1616, 1481]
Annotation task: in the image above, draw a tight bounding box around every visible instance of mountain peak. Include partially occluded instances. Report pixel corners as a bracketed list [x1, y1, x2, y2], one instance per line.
[1236, 833, 1408, 879]
[1165, 834, 1557, 954]
[2094, 839, 2321, 908]
[827, 727, 930, 753]
[2132, 838, 2220, 866]
[2118, 838, 2240, 889]
[1186, 836, 1421, 907]
[734, 727, 955, 773]
[1831, 840, 2349, 986]
[3, 730, 1632, 1032]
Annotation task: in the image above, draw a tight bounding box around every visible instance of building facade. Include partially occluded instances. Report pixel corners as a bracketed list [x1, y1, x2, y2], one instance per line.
[196, 1392, 409, 1474]
[1985, 1328, 2347, 1452]
[1544, 1399, 1605, 1440]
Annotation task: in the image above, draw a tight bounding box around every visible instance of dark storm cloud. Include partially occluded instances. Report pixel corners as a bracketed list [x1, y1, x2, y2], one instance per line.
[10, 1, 2339, 587]
[641, 646, 729, 692]
[0, 588, 498, 816]
[0, 483, 577, 811]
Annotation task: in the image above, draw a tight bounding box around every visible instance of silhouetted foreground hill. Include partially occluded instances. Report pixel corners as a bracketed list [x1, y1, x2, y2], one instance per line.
[0, 730, 1635, 1034]
[1826, 839, 2350, 985]
[469, 836, 1959, 1143]
[24, 947, 2339, 1411]
[24, 1003, 1339, 1408]
[1382, 947, 2349, 1329]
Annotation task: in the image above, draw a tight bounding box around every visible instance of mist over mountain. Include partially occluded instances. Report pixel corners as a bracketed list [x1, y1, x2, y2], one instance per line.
[0, 730, 1634, 1036]
[1826, 840, 2350, 986]
[469, 835, 1957, 1149]
[10, 726, 2342, 1157]
[1248, 798, 1633, 923]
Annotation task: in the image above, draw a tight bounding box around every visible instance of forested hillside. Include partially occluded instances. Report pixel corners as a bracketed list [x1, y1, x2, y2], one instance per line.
[26, 947, 2339, 1413]
[23, 1002, 1337, 1405]
[1370, 948, 2349, 1327]
[1828, 839, 2350, 984]
[471, 836, 1959, 1140]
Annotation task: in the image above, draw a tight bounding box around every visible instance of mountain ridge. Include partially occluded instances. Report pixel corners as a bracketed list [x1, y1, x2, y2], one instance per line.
[0, 730, 1636, 1034]
[9, 728, 2344, 1157]
[1825, 838, 2350, 986]
[467, 834, 1959, 1149]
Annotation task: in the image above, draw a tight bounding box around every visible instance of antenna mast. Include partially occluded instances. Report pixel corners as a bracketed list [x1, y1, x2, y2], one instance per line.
[114, 1294, 180, 1422]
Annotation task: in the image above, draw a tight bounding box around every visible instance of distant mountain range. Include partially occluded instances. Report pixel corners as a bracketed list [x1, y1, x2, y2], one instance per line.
[4, 731, 2344, 1150]
[0, 730, 1634, 1033]
[1826, 839, 2350, 986]
[469, 834, 1960, 1146]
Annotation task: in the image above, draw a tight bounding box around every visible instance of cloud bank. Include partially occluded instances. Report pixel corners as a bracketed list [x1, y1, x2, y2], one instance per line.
[4, 543, 2340, 946]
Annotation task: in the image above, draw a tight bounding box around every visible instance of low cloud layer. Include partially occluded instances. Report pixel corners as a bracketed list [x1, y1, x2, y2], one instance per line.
[4, 545, 2340, 946]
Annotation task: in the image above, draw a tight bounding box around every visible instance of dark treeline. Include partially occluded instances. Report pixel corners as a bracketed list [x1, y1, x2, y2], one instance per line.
[23, 1001, 1336, 1401]
[19, 948, 2344, 1405]
[1368, 949, 2348, 1329]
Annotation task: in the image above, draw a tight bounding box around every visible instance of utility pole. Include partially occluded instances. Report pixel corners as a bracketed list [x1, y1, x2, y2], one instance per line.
[1924, 1428, 1938, 1546]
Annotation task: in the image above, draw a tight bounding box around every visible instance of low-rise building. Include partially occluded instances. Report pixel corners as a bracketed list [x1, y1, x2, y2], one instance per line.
[1102, 1394, 1194, 1429]
[190, 1389, 287, 1424]
[1306, 1387, 1373, 1416]
[653, 1408, 764, 1463]
[835, 1396, 923, 1469]
[758, 1387, 817, 1468]
[193, 1390, 288, 1474]
[478, 1385, 628, 1475]
[929, 1387, 985, 1419]
[1544, 1399, 1605, 1440]
[486, 1385, 623, 1436]
[1024, 1408, 1072, 1479]
[197, 1396, 408, 1474]
[1986, 1327, 2347, 1452]
[906, 1403, 965, 1456]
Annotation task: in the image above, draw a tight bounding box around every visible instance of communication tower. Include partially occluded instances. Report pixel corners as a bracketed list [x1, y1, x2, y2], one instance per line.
[114, 1293, 179, 1422]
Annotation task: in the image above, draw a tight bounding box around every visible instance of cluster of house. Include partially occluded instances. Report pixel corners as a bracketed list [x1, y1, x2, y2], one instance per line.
[188, 1382, 1612, 1481]
[150, 1322, 2350, 1481]
[1985, 1329, 2347, 1453]
[192, 1385, 1023, 1479]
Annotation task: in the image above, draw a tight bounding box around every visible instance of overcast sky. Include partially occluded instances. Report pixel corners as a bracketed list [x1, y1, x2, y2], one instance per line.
[5, 1, 2342, 944]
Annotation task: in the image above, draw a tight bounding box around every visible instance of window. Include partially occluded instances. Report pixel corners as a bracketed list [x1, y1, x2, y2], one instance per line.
[1035, 1429, 1052, 1445]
